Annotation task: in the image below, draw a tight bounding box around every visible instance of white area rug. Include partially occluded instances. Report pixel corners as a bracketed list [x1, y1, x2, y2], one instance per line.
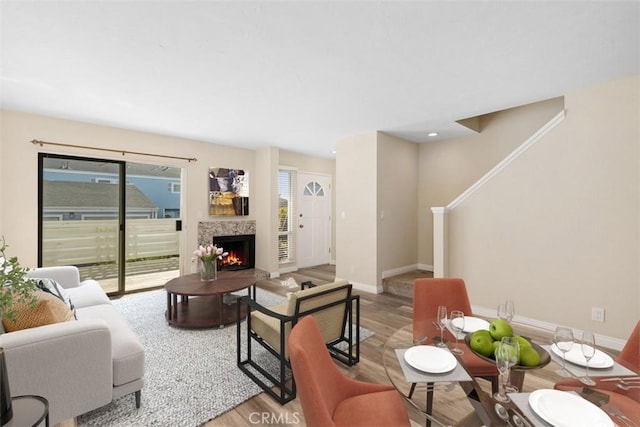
[77, 288, 373, 426]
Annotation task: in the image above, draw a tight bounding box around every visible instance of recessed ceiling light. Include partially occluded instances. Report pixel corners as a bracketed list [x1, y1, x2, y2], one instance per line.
[428, 132, 439, 137]
[332, 150, 337, 154]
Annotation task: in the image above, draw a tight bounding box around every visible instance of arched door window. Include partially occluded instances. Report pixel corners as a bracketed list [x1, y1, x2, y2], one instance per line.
[303, 181, 325, 197]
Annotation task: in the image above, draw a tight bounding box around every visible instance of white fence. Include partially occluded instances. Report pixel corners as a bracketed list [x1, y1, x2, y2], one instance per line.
[43, 218, 180, 266]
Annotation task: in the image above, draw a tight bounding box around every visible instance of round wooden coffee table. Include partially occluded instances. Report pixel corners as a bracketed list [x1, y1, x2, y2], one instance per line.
[165, 271, 256, 328]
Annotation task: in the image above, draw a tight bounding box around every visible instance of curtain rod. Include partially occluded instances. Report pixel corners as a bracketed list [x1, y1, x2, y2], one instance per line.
[31, 139, 197, 163]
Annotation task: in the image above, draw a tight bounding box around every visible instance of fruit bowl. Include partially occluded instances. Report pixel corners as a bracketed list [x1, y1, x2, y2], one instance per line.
[464, 333, 551, 370]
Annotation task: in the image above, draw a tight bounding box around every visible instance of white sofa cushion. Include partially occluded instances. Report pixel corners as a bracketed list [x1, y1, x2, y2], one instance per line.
[66, 280, 111, 308]
[27, 266, 81, 288]
[76, 304, 145, 387]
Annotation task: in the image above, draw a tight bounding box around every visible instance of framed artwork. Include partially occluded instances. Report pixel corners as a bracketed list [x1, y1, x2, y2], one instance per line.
[209, 168, 249, 216]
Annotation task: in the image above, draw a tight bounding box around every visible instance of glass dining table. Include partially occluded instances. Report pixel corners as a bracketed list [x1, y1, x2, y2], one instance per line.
[383, 323, 523, 427]
[383, 322, 640, 427]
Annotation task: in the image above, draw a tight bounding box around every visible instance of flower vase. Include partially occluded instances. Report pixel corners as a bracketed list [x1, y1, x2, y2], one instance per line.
[200, 260, 217, 281]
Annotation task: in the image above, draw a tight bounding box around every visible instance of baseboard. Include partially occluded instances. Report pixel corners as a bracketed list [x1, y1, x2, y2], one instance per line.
[418, 263, 434, 272]
[382, 263, 433, 279]
[472, 305, 625, 351]
[335, 276, 381, 294]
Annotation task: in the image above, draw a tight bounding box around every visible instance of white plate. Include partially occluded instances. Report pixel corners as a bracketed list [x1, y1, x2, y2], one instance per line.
[550, 344, 615, 368]
[450, 316, 490, 333]
[528, 389, 613, 427]
[403, 346, 457, 373]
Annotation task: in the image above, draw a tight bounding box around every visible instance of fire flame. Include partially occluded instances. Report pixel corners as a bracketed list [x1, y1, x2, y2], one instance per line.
[221, 250, 244, 266]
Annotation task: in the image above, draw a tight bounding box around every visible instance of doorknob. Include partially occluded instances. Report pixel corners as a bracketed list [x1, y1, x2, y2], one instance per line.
[299, 224, 304, 228]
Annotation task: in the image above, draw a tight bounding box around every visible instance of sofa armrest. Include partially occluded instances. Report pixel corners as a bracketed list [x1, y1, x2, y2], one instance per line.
[27, 265, 82, 288]
[0, 319, 113, 424]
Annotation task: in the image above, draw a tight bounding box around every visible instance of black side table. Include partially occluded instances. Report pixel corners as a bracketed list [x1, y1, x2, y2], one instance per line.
[5, 395, 49, 427]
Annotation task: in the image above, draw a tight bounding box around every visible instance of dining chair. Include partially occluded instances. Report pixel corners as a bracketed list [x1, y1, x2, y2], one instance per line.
[288, 316, 411, 427]
[409, 278, 500, 426]
[616, 320, 639, 373]
[412, 278, 500, 401]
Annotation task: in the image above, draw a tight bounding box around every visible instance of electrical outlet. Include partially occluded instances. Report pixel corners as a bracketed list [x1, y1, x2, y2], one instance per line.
[591, 307, 605, 323]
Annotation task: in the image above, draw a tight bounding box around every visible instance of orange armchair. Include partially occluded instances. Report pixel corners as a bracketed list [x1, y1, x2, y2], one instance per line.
[413, 278, 499, 392]
[617, 320, 639, 373]
[288, 316, 411, 427]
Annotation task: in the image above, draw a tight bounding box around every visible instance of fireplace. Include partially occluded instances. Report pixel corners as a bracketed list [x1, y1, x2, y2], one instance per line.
[212, 234, 255, 271]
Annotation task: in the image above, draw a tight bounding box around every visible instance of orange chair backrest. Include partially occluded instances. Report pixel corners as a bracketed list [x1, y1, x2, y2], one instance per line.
[617, 320, 640, 373]
[413, 278, 473, 339]
[288, 316, 345, 427]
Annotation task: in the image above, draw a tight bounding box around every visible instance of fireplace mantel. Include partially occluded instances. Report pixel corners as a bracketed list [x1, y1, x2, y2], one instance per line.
[197, 220, 256, 245]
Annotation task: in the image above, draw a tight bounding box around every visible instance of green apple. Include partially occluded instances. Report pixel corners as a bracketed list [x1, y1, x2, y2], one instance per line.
[472, 329, 493, 340]
[519, 347, 541, 367]
[489, 319, 513, 340]
[515, 335, 532, 349]
[469, 333, 495, 357]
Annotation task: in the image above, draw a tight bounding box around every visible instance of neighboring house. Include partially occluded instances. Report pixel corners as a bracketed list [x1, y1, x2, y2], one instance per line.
[42, 181, 157, 220]
[44, 163, 181, 218]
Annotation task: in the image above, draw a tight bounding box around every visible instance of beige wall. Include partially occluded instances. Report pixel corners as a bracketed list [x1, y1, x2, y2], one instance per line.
[0, 111, 336, 278]
[279, 149, 335, 175]
[418, 98, 565, 267]
[447, 75, 640, 339]
[336, 131, 419, 292]
[335, 132, 378, 291]
[0, 110, 337, 278]
[254, 146, 279, 275]
[377, 132, 419, 275]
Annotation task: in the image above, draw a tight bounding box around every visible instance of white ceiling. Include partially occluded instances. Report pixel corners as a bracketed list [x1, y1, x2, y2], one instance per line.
[1, 1, 638, 158]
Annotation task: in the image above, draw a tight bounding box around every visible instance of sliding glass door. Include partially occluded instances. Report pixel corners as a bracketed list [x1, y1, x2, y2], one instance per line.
[123, 161, 182, 292]
[39, 154, 182, 295]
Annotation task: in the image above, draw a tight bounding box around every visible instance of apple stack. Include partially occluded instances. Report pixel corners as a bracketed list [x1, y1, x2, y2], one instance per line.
[468, 319, 542, 367]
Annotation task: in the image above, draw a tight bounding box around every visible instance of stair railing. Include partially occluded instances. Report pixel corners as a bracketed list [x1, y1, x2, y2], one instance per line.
[431, 110, 566, 277]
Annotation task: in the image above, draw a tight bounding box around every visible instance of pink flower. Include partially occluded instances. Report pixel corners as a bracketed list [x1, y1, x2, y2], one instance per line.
[194, 244, 228, 262]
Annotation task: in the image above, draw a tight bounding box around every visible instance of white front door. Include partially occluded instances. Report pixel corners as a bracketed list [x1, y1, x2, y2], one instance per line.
[297, 173, 331, 268]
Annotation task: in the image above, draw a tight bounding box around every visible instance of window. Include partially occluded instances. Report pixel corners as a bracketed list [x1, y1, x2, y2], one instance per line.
[303, 181, 324, 197]
[168, 182, 181, 193]
[278, 169, 296, 263]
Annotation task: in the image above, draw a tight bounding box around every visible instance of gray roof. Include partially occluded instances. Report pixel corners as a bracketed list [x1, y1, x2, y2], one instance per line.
[43, 181, 157, 209]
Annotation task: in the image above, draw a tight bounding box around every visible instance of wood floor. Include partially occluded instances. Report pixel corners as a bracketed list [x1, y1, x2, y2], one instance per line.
[57, 265, 590, 427]
[206, 265, 564, 427]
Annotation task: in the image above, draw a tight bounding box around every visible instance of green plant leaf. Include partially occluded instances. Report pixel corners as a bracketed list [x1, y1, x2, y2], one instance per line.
[0, 236, 38, 324]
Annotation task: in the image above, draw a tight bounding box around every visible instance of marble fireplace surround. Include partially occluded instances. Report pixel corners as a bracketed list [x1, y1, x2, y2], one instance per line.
[197, 220, 256, 244]
[197, 220, 268, 279]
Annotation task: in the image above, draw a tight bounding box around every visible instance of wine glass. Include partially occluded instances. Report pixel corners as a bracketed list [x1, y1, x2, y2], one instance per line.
[493, 337, 520, 402]
[553, 326, 574, 377]
[505, 299, 515, 322]
[449, 310, 465, 355]
[502, 336, 521, 393]
[580, 330, 597, 386]
[436, 305, 448, 348]
[494, 341, 511, 402]
[497, 299, 515, 323]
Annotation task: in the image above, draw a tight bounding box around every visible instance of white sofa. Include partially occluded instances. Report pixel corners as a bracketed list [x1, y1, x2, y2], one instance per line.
[0, 266, 145, 425]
